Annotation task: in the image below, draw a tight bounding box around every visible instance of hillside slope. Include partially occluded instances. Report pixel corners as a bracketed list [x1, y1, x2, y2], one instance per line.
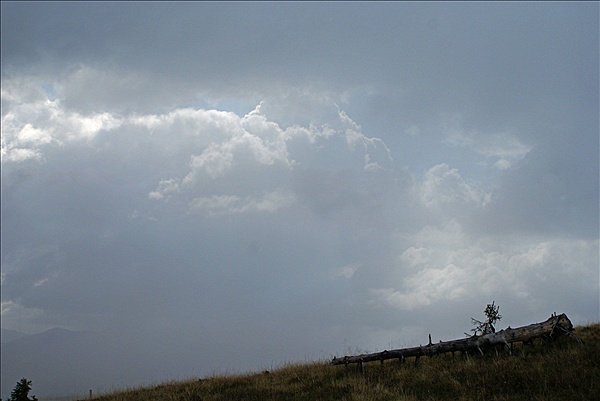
[93, 323, 599, 401]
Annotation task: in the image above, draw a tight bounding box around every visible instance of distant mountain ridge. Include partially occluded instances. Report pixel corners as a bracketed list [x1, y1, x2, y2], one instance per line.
[1, 328, 27, 343]
[1, 326, 203, 400]
[1, 327, 112, 399]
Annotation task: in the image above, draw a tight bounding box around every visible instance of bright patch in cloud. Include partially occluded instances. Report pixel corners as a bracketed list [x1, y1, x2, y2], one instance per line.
[419, 163, 491, 209]
[372, 221, 598, 311]
[442, 113, 531, 169]
[334, 263, 360, 279]
[1, 83, 123, 162]
[148, 179, 180, 200]
[188, 191, 295, 216]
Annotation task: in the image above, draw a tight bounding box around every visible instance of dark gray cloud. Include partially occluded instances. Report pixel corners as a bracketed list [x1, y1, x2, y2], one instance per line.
[476, 132, 599, 239]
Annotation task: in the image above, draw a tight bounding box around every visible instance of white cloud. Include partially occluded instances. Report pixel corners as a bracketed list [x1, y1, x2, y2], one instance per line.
[442, 113, 531, 169]
[334, 263, 360, 280]
[186, 143, 235, 180]
[148, 179, 180, 200]
[65, 112, 121, 140]
[1, 146, 41, 162]
[131, 93, 394, 216]
[400, 247, 430, 268]
[493, 158, 513, 170]
[341, 109, 393, 171]
[1, 76, 390, 184]
[187, 191, 295, 216]
[372, 220, 598, 312]
[33, 278, 50, 288]
[372, 262, 469, 310]
[17, 123, 54, 145]
[1, 300, 44, 323]
[187, 194, 241, 216]
[418, 163, 490, 209]
[2, 73, 394, 229]
[1, 83, 123, 163]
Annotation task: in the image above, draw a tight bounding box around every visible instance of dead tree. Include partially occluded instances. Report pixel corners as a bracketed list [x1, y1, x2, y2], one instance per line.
[331, 313, 574, 366]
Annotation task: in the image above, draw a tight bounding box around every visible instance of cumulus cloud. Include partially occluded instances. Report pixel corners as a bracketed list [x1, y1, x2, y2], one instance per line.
[1, 81, 123, 162]
[148, 179, 180, 200]
[418, 163, 491, 211]
[371, 221, 598, 312]
[127, 93, 393, 216]
[2, 66, 597, 348]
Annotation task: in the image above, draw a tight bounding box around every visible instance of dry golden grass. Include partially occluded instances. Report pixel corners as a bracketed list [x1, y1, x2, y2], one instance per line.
[93, 323, 599, 401]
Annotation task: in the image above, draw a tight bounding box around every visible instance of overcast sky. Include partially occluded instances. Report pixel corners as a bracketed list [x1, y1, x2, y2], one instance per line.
[1, 1, 599, 397]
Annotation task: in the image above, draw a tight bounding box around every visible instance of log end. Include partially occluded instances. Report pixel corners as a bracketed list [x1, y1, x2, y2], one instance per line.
[555, 313, 573, 332]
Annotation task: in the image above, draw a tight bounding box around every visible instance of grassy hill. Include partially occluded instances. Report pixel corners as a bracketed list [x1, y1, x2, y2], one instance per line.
[93, 323, 599, 401]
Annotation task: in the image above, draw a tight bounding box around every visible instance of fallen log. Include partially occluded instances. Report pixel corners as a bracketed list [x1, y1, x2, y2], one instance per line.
[331, 313, 574, 366]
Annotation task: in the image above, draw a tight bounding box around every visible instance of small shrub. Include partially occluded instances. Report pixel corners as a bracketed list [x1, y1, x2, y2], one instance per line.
[470, 301, 502, 336]
[9, 378, 38, 401]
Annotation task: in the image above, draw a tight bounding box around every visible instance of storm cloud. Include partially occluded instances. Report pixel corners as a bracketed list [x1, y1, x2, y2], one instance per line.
[2, 2, 598, 398]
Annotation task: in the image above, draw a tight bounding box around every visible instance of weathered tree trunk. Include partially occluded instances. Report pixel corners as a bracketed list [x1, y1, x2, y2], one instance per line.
[331, 313, 573, 366]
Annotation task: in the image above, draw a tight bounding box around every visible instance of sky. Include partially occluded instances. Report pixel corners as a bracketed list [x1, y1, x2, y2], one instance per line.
[1, 1, 599, 397]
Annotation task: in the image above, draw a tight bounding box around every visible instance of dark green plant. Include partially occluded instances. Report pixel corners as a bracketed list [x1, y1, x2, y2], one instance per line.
[9, 378, 38, 401]
[471, 301, 502, 335]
